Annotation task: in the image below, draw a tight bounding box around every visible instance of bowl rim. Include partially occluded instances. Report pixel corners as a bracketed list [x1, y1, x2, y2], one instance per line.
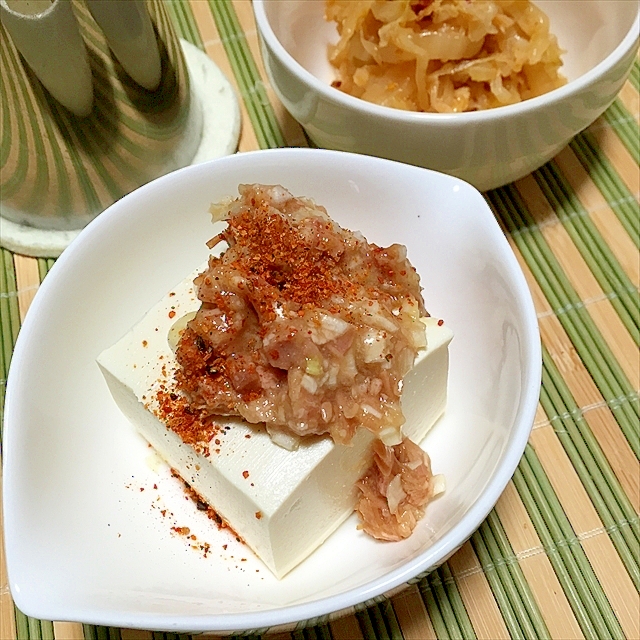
[253, 0, 640, 125]
[4, 148, 542, 633]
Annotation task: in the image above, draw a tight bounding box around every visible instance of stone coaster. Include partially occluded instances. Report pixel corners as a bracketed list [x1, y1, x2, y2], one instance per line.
[0, 39, 241, 258]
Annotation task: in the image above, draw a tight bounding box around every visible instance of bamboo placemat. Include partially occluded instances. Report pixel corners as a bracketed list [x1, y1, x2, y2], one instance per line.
[1, 2, 638, 639]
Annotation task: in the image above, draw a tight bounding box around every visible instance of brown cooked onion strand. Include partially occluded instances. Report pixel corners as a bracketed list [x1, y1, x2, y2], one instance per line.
[326, 0, 566, 113]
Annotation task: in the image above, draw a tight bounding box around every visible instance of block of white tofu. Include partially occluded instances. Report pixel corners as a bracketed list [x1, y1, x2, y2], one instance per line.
[98, 268, 453, 578]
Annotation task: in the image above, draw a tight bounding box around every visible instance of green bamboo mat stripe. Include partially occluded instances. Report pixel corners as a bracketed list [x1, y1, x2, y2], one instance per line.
[206, 0, 286, 149]
[534, 161, 640, 345]
[14, 611, 54, 640]
[470, 515, 551, 640]
[291, 624, 332, 640]
[514, 446, 626, 640]
[36, 258, 56, 283]
[165, 0, 204, 49]
[436, 563, 478, 640]
[82, 626, 122, 640]
[419, 577, 456, 640]
[418, 564, 478, 640]
[296, 619, 332, 636]
[0, 248, 20, 437]
[541, 346, 640, 588]
[358, 600, 406, 640]
[569, 133, 640, 249]
[628, 58, 639, 93]
[602, 98, 640, 166]
[470, 529, 526, 640]
[489, 185, 640, 457]
[483, 512, 551, 640]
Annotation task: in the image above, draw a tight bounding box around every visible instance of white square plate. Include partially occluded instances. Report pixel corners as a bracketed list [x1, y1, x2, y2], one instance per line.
[3, 149, 540, 633]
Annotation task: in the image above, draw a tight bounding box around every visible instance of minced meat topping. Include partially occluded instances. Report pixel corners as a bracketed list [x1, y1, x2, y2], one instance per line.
[175, 184, 428, 446]
[173, 184, 439, 540]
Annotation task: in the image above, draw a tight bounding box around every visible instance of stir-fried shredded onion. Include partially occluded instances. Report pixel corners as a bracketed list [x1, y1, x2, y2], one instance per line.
[326, 0, 566, 113]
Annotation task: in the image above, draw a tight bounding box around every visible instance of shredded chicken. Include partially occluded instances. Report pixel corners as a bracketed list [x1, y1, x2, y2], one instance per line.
[356, 437, 435, 540]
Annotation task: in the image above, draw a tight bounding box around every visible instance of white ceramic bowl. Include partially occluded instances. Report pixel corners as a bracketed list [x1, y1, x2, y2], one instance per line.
[254, 0, 639, 191]
[3, 149, 540, 633]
